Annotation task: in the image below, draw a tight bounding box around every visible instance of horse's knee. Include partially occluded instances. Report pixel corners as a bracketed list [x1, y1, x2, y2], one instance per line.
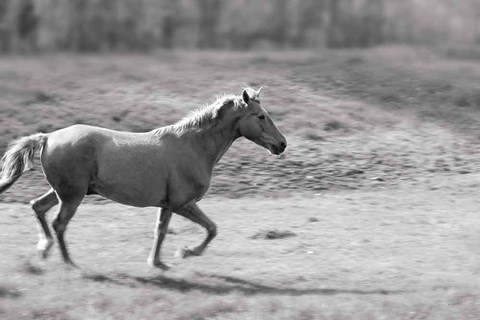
[30, 200, 46, 222]
[30, 195, 56, 216]
[208, 223, 217, 238]
[52, 219, 65, 234]
[30, 199, 40, 214]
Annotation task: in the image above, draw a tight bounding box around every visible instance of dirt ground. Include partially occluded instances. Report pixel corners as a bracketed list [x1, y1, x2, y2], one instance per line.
[1, 46, 480, 319]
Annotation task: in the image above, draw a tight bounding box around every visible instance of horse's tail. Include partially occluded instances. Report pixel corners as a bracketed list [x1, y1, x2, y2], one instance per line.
[0, 133, 48, 194]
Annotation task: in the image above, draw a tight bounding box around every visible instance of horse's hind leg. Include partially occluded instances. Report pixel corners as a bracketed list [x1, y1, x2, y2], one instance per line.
[30, 188, 58, 259]
[147, 208, 172, 270]
[174, 203, 217, 258]
[52, 195, 83, 266]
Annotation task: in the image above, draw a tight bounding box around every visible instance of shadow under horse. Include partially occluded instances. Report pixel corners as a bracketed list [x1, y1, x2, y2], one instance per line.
[81, 270, 404, 296]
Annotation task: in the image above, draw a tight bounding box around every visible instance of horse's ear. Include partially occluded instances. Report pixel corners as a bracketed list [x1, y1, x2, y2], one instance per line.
[256, 87, 263, 98]
[242, 89, 250, 104]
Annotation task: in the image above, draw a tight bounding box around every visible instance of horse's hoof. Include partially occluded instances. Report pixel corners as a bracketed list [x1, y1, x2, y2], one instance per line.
[40, 250, 49, 259]
[64, 259, 79, 268]
[147, 259, 170, 271]
[37, 240, 53, 259]
[175, 246, 199, 259]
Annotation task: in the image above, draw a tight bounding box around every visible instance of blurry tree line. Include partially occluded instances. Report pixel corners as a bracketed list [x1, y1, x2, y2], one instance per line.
[1, 0, 480, 52]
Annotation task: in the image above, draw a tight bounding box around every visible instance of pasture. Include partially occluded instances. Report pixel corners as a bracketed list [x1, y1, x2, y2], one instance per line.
[1, 47, 480, 319]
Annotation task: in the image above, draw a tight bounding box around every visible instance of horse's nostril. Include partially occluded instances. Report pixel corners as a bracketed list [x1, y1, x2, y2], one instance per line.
[280, 142, 287, 150]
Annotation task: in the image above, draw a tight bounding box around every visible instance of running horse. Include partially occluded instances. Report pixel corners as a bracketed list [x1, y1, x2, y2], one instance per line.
[0, 87, 286, 269]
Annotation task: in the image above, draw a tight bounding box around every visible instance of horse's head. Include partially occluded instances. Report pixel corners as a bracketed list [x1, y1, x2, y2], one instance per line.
[237, 87, 287, 155]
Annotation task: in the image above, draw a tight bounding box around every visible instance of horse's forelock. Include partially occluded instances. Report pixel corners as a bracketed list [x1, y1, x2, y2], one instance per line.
[212, 95, 246, 119]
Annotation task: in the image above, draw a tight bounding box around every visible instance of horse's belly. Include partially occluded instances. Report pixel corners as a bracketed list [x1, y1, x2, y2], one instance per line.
[94, 152, 168, 207]
[93, 175, 167, 207]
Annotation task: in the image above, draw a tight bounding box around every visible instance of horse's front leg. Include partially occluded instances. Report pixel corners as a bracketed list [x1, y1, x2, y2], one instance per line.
[147, 208, 172, 270]
[173, 203, 217, 258]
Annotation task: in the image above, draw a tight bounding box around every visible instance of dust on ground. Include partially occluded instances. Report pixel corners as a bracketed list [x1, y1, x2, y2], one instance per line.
[1, 177, 480, 319]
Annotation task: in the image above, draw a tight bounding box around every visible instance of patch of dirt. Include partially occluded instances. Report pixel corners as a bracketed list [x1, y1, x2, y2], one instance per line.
[250, 229, 297, 240]
[0, 285, 21, 298]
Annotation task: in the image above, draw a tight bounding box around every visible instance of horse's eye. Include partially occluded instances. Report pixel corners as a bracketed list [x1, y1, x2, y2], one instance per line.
[258, 115, 265, 120]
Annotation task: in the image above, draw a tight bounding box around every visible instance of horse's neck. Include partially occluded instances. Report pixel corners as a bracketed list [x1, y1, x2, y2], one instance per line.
[191, 120, 239, 169]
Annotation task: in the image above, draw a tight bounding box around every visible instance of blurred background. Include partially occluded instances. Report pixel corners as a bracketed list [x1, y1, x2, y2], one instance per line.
[1, 0, 480, 52]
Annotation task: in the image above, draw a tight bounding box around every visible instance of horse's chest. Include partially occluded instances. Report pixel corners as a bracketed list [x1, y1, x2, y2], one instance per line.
[167, 170, 210, 209]
[180, 176, 210, 199]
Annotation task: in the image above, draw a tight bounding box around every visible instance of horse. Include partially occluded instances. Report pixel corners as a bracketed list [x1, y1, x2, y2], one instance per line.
[0, 87, 287, 270]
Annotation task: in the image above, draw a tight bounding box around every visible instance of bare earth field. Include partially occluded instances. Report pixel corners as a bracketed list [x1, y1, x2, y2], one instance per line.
[1, 46, 480, 319]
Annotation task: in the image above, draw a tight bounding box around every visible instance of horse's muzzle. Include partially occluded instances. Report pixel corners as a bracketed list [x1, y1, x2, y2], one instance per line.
[271, 141, 287, 155]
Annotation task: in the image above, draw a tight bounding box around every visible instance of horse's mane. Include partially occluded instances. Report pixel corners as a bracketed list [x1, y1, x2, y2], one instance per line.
[152, 94, 246, 137]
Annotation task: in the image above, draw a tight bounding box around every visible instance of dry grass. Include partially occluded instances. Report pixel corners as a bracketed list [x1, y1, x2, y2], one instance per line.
[1, 47, 480, 203]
